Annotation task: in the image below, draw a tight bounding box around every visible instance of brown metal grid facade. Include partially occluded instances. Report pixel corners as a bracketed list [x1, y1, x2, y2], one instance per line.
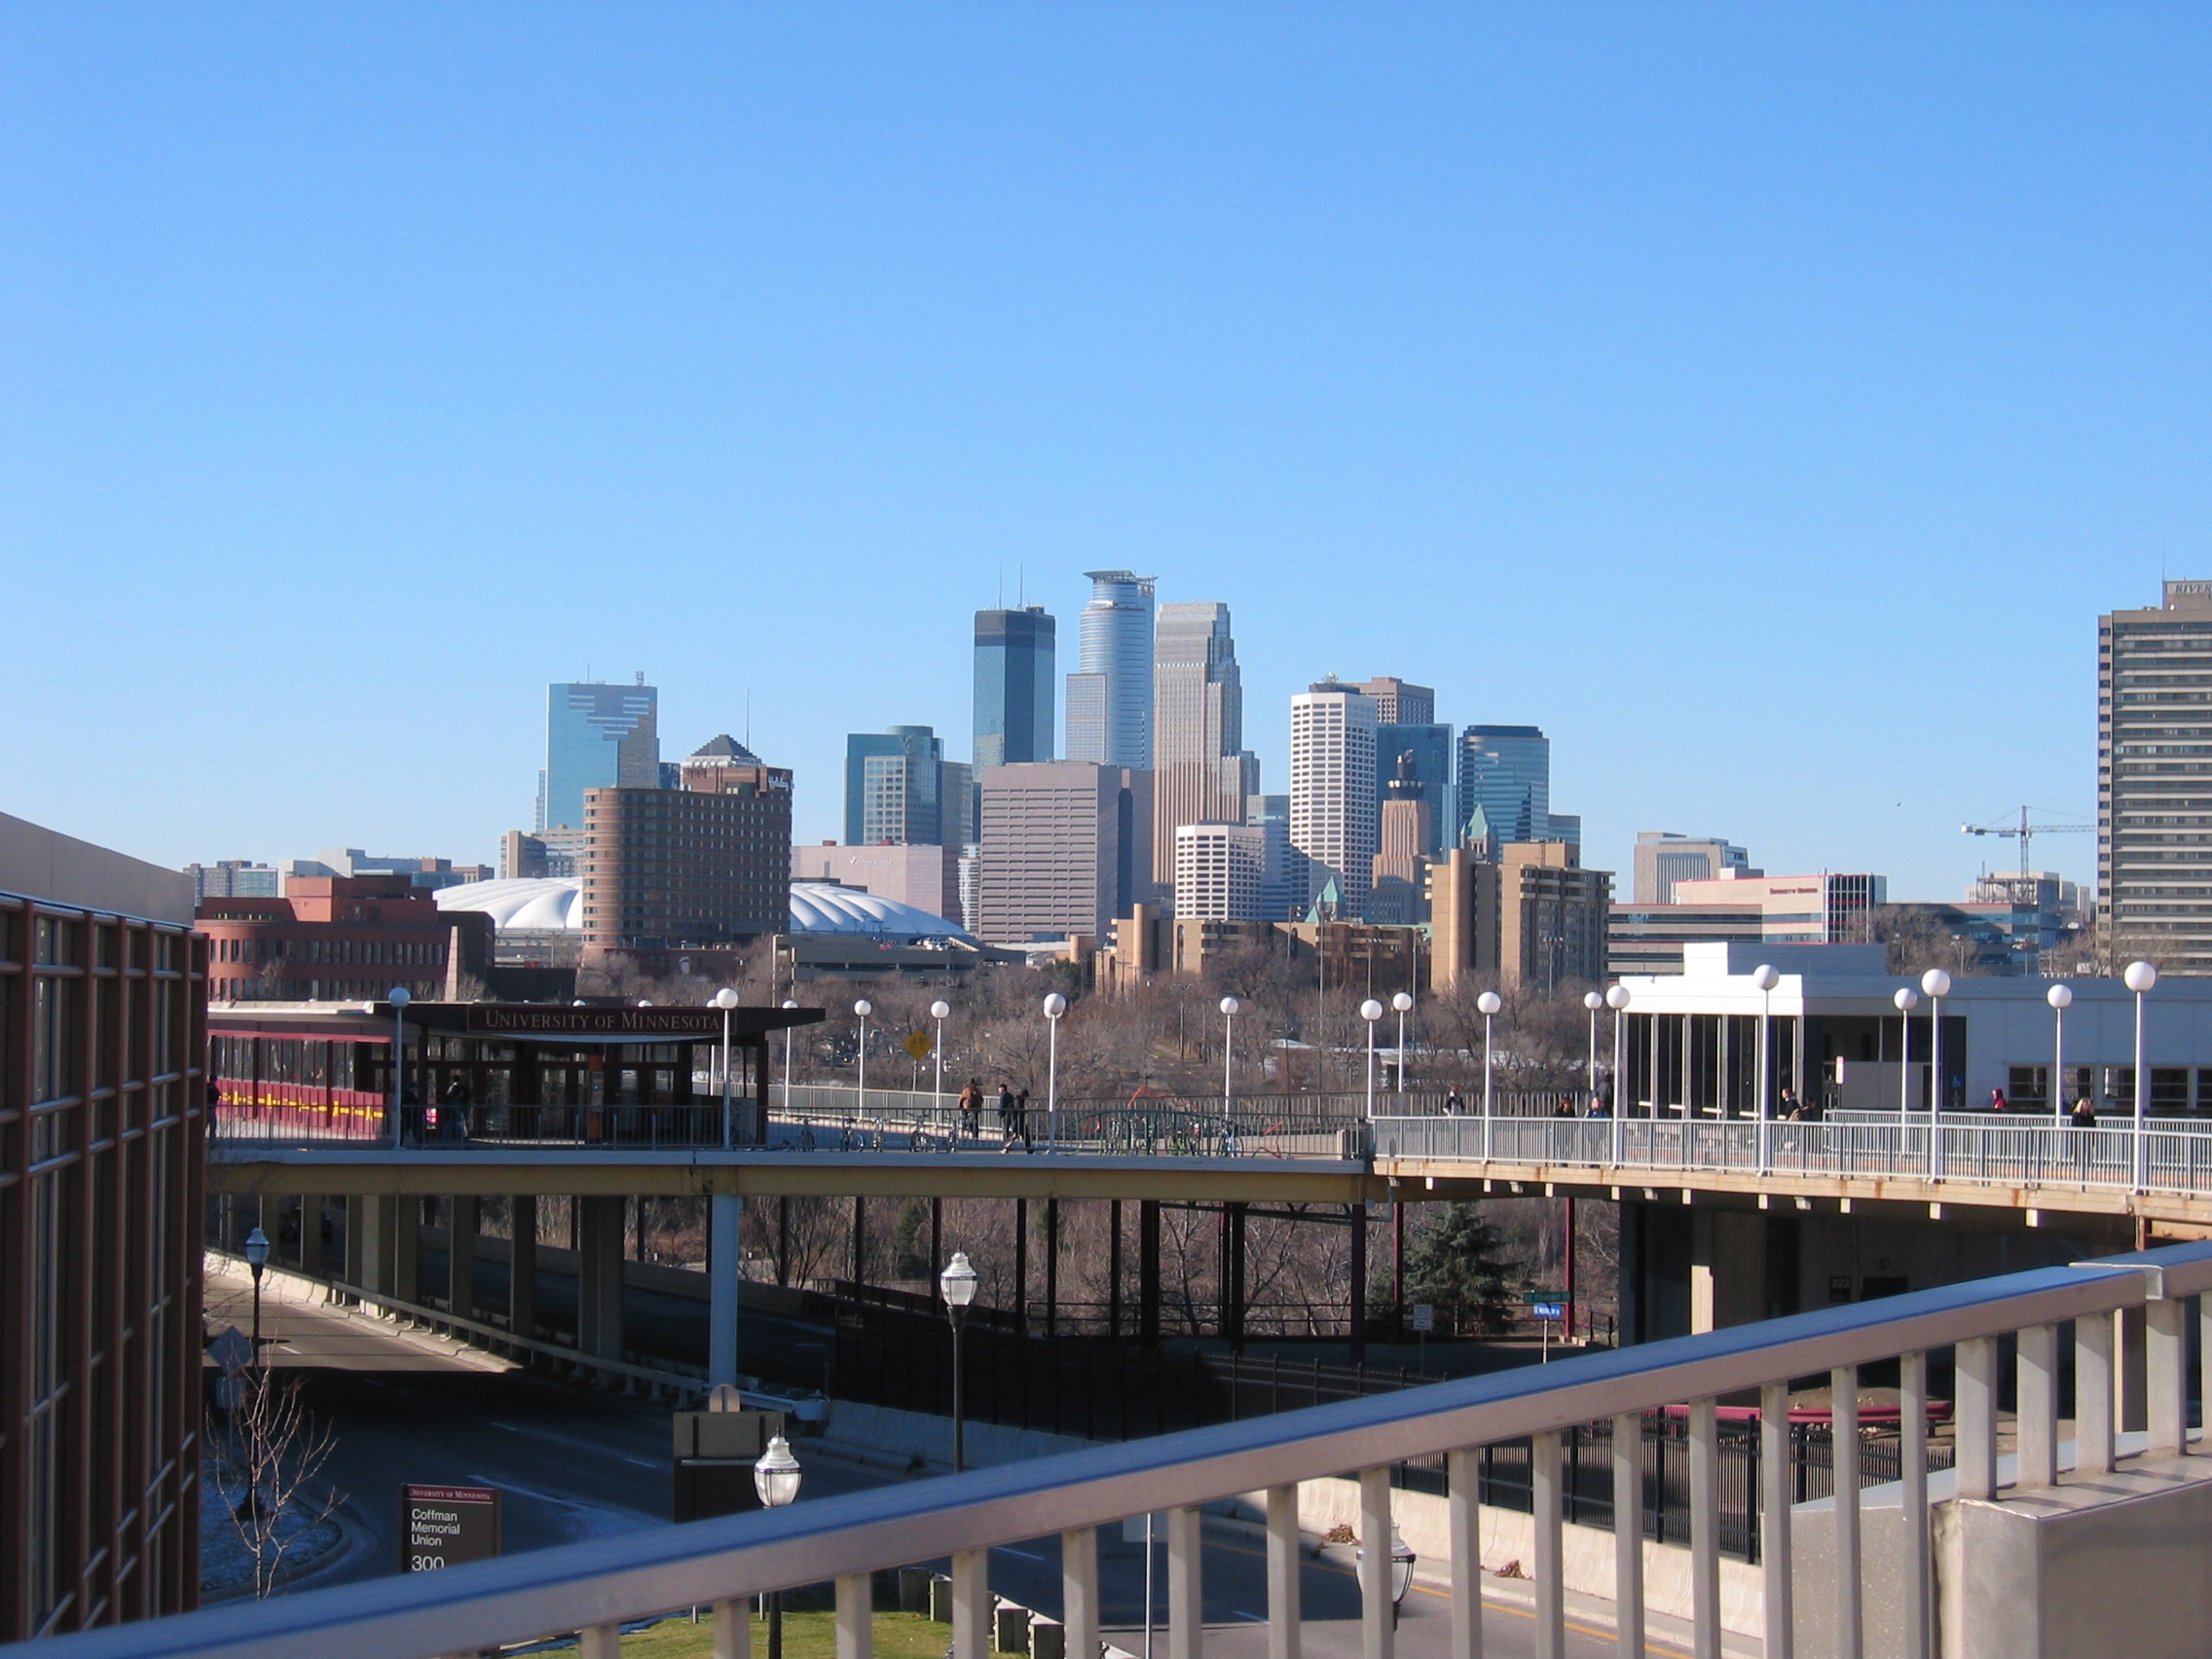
[0, 889, 206, 1639]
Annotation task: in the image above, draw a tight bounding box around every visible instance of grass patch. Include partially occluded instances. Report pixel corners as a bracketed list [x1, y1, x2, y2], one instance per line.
[619, 1608, 952, 1659]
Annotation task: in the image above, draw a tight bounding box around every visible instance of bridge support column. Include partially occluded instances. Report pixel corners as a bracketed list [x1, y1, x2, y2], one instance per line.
[709, 1193, 742, 1387]
[295, 1196, 322, 1280]
[1349, 1202, 1368, 1366]
[449, 1196, 478, 1321]
[577, 1194, 626, 1363]
[2116, 1305, 2150, 1434]
[371, 1196, 420, 1306]
[509, 1196, 538, 1344]
[346, 1194, 371, 1296]
[1139, 1200, 1161, 1345]
[1689, 1210, 1764, 1335]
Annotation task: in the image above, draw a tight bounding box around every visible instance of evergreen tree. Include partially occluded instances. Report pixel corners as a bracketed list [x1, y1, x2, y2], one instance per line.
[1402, 1203, 1526, 1335]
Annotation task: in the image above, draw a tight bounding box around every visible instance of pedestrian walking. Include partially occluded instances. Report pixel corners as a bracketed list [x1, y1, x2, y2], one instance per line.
[1444, 1087, 1466, 1116]
[1988, 1087, 2009, 1114]
[1013, 1088, 1035, 1152]
[440, 1076, 471, 1145]
[956, 1080, 982, 1148]
[2070, 1094, 2099, 1129]
[997, 1084, 1018, 1151]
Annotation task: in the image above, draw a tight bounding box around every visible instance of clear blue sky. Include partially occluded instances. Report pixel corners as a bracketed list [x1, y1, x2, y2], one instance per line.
[5, 5, 2205, 899]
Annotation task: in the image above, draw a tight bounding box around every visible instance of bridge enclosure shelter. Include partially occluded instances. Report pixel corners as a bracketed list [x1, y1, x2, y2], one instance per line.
[1617, 942, 2212, 1118]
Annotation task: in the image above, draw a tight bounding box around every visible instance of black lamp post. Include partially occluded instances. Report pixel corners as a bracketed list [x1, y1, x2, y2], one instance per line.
[940, 1251, 978, 1472]
[243, 1225, 271, 1367]
[754, 1434, 803, 1659]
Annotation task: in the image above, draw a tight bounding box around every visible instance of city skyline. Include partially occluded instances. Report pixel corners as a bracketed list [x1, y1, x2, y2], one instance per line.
[11, 9, 2194, 902]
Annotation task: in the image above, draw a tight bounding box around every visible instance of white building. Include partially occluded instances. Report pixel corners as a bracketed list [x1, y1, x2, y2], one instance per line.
[1172, 823, 1265, 921]
[1289, 680, 1378, 915]
[1151, 601, 1255, 888]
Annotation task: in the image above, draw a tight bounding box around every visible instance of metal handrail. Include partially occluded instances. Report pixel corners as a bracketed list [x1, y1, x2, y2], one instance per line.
[39, 1241, 2212, 1659]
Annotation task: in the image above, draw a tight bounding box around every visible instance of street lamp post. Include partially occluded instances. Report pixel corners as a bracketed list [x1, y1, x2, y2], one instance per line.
[1893, 985, 1919, 1139]
[386, 986, 411, 1150]
[1751, 964, 1780, 1174]
[713, 987, 740, 1149]
[1477, 990, 1503, 1161]
[1605, 984, 1631, 1167]
[930, 1000, 951, 1111]
[1922, 969, 1952, 1179]
[1360, 999, 1384, 1119]
[940, 1252, 978, 1471]
[1042, 993, 1067, 1152]
[2126, 960, 2158, 1191]
[779, 999, 799, 1122]
[1392, 991, 1415, 1098]
[1582, 990, 1604, 1101]
[753, 1435, 803, 1659]
[853, 1000, 873, 1119]
[243, 1224, 270, 1367]
[1219, 997, 1240, 1105]
[2046, 983, 2073, 1123]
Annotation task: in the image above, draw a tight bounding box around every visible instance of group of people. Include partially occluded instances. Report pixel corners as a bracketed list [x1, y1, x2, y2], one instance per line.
[952, 1079, 1035, 1151]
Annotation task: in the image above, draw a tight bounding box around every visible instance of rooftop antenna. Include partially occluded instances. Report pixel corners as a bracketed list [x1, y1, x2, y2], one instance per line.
[746, 689, 753, 749]
[997, 564, 1004, 609]
[1019, 563, 1025, 607]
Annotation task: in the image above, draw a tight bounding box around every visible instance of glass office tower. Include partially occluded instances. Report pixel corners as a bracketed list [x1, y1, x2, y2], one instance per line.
[974, 606, 1056, 770]
[1457, 724, 1554, 848]
[538, 680, 659, 832]
[1065, 571, 1156, 768]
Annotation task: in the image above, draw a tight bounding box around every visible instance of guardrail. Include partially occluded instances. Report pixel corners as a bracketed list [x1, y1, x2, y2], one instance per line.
[1372, 1110, 2212, 1196]
[43, 1241, 2212, 1659]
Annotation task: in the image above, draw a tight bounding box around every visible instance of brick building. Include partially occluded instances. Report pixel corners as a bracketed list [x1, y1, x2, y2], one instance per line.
[195, 875, 494, 1004]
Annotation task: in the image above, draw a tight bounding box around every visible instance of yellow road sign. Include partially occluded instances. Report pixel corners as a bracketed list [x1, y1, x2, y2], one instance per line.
[903, 1030, 934, 1061]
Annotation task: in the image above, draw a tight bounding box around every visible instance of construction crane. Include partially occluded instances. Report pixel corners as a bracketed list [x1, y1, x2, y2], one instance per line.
[1961, 806, 2093, 879]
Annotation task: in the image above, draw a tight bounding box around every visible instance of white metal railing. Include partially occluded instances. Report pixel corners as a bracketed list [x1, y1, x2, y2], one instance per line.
[1372, 1110, 2212, 1196]
[30, 1242, 2212, 1659]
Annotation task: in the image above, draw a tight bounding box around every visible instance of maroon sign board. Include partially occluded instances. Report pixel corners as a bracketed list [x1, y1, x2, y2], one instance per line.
[401, 1484, 500, 1573]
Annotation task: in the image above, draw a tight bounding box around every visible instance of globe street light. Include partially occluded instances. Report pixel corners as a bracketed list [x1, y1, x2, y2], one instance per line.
[2125, 960, 2157, 1191]
[940, 1252, 979, 1472]
[1360, 999, 1385, 1120]
[713, 987, 741, 1149]
[1922, 969, 1952, 1179]
[1043, 993, 1068, 1152]
[1604, 984, 1631, 1167]
[753, 1435, 804, 1659]
[1751, 965, 1780, 1174]
[853, 1000, 873, 1118]
[1581, 990, 1604, 1103]
[385, 985, 414, 1150]
[1893, 986, 1920, 1134]
[1477, 990, 1504, 1161]
[2046, 983, 2073, 1123]
[930, 1000, 952, 1108]
[1391, 991, 1416, 1098]
[1219, 997, 1241, 1106]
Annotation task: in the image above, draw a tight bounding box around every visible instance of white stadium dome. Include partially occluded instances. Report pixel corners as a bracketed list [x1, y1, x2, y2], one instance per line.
[436, 876, 970, 941]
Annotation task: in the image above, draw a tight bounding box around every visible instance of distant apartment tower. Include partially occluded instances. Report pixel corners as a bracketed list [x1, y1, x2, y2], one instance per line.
[1174, 823, 1266, 921]
[1431, 840, 1612, 994]
[977, 762, 1152, 944]
[185, 859, 279, 899]
[2101, 582, 2212, 971]
[1065, 571, 1156, 768]
[1356, 677, 1435, 725]
[1151, 602, 1254, 888]
[580, 743, 793, 951]
[1633, 832, 1755, 903]
[1246, 793, 1307, 922]
[1456, 724, 1569, 848]
[845, 726, 950, 847]
[538, 677, 659, 834]
[1291, 680, 1380, 916]
[974, 606, 1056, 769]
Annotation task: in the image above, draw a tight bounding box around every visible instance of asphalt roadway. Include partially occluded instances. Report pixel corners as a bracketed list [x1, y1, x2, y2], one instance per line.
[204, 1262, 1724, 1656]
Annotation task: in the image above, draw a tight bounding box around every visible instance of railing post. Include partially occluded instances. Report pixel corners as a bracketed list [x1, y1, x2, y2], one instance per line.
[1063, 1526, 1100, 1659]
[951, 1548, 990, 1659]
[1759, 1381, 1793, 1659]
[2076, 1312, 2116, 1475]
[1899, 1350, 1932, 1659]
[835, 1572, 872, 1659]
[1446, 1450, 1483, 1659]
[1956, 1336, 1998, 1499]
[1169, 1504, 1203, 1659]
[714, 1597, 749, 1659]
[1531, 1432, 1564, 1659]
[2149, 1290, 2189, 1456]
[1688, 1397, 1720, 1659]
[1609, 1415, 1641, 1659]
[2016, 1324, 2059, 1489]
[1360, 1466, 1396, 1659]
[1828, 1369, 1858, 1659]
[1267, 1485, 1303, 1659]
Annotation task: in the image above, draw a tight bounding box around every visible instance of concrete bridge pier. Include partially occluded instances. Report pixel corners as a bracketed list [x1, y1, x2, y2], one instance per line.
[709, 1193, 742, 1386]
[510, 1195, 538, 1342]
[576, 1194, 626, 1362]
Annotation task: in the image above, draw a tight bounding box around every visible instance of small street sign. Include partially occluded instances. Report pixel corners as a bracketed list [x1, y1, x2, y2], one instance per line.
[1530, 1303, 1566, 1321]
[401, 1485, 500, 1573]
[904, 1030, 934, 1061]
[1411, 1304, 1436, 1333]
[208, 1327, 253, 1375]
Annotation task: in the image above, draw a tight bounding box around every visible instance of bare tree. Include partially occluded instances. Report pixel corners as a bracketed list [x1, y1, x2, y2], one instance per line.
[207, 1368, 344, 1598]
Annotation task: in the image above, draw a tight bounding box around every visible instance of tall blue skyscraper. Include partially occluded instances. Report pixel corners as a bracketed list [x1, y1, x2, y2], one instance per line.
[1456, 724, 1578, 849]
[845, 725, 947, 846]
[1376, 721, 1455, 858]
[537, 678, 659, 832]
[1065, 571, 1155, 768]
[974, 606, 1056, 770]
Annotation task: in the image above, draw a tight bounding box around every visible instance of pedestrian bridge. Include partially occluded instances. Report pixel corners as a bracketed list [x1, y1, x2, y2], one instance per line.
[39, 1239, 2212, 1659]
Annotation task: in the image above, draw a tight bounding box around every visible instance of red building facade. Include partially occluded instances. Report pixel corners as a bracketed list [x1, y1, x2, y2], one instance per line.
[196, 875, 493, 1004]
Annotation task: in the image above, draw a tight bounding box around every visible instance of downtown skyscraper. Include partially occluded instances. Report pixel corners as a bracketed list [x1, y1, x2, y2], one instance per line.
[973, 605, 1055, 770]
[1064, 571, 1155, 768]
[537, 678, 659, 834]
[1151, 601, 1255, 888]
[2101, 581, 2212, 971]
[1290, 679, 1379, 914]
